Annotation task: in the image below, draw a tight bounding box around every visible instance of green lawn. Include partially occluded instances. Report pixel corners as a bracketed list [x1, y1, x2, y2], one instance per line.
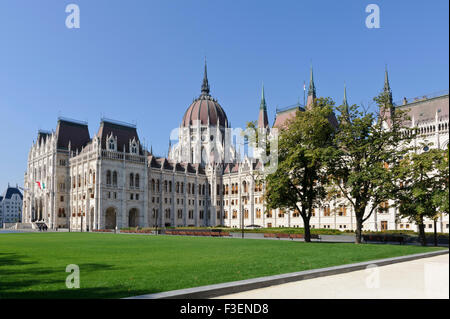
[0, 232, 444, 299]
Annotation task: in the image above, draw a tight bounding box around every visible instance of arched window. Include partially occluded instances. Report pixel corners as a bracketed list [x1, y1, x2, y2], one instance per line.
[112, 171, 118, 186]
[108, 138, 115, 151]
[129, 173, 134, 188]
[169, 181, 172, 192]
[151, 179, 155, 192]
[106, 171, 111, 185]
[131, 143, 137, 154]
[93, 171, 96, 184]
[135, 174, 140, 188]
[181, 182, 184, 193]
[156, 180, 160, 192]
[164, 180, 168, 192]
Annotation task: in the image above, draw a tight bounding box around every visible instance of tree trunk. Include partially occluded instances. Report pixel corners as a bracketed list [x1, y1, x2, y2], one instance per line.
[355, 217, 363, 244]
[304, 221, 311, 242]
[433, 218, 438, 247]
[418, 222, 427, 246]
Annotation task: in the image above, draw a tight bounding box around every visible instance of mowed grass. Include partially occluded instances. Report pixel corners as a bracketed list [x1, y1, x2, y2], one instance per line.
[0, 232, 444, 299]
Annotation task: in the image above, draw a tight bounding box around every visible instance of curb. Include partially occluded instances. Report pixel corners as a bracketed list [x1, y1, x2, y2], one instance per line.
[126, 249, 449, 299]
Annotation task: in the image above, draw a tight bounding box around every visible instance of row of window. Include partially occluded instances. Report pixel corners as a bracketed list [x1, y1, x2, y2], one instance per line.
[72, 170, 96, 188]
[148, 180, 264, 196]
[417, 122, 448, 135]
[106, 171, 140, 188]
[150, 180, 207, 195]
[152, 208, 212, 220]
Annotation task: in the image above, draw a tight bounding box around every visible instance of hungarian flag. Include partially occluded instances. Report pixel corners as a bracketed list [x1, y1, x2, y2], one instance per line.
[36, 181, 46, 189]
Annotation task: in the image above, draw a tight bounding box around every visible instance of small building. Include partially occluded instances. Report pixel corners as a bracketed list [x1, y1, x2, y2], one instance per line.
[0, 184, 23, 227]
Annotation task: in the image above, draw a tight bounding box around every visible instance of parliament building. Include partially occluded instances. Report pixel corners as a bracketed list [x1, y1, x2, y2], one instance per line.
[22, 64, 449, 233]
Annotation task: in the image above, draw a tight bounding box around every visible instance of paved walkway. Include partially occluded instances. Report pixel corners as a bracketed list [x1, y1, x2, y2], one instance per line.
[215, 254, 449, 299]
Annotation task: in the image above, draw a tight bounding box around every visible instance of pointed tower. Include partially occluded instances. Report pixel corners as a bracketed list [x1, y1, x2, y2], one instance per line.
[384, 66, 393, 104]
[257, 83, 269, 129]
[341, 83, 350, 122]
[306, 65, 316, 109]
[201, 57, 210, 96]
[380, 66, 395, 127]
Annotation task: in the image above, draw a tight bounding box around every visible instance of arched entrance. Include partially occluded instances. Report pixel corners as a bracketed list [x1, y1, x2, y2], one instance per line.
[105, 207, 117, 229]
[128, 208, 139, 227]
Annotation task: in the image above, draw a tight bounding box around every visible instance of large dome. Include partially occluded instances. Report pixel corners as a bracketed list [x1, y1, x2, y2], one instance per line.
[182, 95, 228, 127]
[181, 62, 228, 128]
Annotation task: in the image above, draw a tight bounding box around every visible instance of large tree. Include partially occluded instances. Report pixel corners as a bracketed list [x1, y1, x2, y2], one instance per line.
[393, 146, 447, 246]
[432, 146, 449, 216]
[264, 98, 335, 242]
[328, 91, 413, 243]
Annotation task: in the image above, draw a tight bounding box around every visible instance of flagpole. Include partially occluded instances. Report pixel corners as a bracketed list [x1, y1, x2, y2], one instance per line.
[303, 81, 306, 106]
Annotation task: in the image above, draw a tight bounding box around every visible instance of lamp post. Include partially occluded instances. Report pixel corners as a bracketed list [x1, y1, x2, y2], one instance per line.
[241, 197, 245, 239]
[154, 210, 158, 235]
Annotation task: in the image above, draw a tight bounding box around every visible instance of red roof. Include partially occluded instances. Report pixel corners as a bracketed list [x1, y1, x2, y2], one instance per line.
[182, 95, 228, 127]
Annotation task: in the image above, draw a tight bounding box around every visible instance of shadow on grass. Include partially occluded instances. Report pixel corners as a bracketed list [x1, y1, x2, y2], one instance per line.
[0, 252, 152, 299]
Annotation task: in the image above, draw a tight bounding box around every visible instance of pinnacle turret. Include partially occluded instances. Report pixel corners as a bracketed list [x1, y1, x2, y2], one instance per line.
[306, 65, 316, 109]
[258, 83, 269, 128]
[201, 58, 210, 96]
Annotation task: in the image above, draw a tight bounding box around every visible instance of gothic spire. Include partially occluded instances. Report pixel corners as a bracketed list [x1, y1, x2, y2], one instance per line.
[260, 83, 267, 110]
[341, 83, 350, 122]
[384, 65, 393, 104]
[201, 57, 210, 96]
[343, 83, 348, 107]
[258, 83, 269, 128]
[306, 65, 316, 109]
[380, 66, 395, 127]
[308, 65, 316, 96]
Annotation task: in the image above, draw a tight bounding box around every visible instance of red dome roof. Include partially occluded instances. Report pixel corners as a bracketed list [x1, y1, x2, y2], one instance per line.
[182, 95, 228, 127]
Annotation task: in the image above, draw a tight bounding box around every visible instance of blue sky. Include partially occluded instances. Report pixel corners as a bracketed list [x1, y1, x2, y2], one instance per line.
[0, 0, 448, 191]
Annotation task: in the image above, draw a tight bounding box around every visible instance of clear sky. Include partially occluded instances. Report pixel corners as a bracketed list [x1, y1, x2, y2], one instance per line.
[0, 0, 448, 191]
